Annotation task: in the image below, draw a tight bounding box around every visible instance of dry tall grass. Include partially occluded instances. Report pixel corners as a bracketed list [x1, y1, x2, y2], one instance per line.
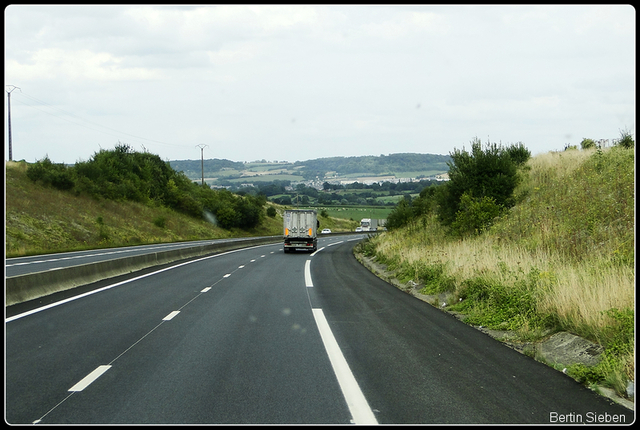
[370, 146, 635, 384]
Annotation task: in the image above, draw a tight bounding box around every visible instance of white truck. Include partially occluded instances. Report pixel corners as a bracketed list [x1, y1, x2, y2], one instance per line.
[283, 209, 319, 253]
[360, 218, 386, 232]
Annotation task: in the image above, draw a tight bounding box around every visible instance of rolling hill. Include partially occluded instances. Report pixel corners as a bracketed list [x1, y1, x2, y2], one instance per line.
[169, 153, 451, 185]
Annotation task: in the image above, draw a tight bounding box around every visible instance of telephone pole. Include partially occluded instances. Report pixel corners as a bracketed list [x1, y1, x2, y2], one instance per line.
[6, 85, 20, 161]
[195, 144, 208, 186]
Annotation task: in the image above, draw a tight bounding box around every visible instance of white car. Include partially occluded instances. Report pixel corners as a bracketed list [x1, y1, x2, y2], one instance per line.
[321, 228, 332, 234]
[355, 227, 363, 232]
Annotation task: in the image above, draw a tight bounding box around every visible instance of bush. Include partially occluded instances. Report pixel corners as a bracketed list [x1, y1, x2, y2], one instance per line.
[450, 193, 503, 236]
[580, 138, 597, 150]
[437, 138, 525, 228]
[153, 216, 166, 228]
[266, 206, 277, 217]
[385, 199, 414, 230]
[25, 144, 267, 231]
[26, 157, 76, 191]
[215, 206, 239, 229]
[616, 129, 634, 149]
[504, 142, 531, 166]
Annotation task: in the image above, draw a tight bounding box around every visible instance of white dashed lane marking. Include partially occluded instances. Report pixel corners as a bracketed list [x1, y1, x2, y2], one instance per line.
[68, 365, 112, 392]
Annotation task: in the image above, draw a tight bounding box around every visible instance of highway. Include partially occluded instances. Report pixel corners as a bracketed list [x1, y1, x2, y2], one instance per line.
[5, 238, 258, 278]
[5, 235, 634, 424]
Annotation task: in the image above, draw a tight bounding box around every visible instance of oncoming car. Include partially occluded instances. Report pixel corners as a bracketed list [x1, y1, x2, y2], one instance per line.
[321, 228, 332, 234]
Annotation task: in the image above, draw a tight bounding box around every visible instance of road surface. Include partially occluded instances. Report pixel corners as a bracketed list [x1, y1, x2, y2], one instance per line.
[5, 236, 633, 424]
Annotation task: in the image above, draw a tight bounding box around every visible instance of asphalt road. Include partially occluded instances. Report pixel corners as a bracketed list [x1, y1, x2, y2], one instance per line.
[5, 236, 634, 424]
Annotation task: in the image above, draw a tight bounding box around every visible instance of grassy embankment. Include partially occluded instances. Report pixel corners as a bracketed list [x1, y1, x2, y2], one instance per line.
[5, 161, 353, 257]
[359, 147, 634, 397]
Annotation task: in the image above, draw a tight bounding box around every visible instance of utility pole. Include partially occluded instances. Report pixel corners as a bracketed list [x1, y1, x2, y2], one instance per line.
[195, 144, 208, 186]
[6, 85, 20, 161]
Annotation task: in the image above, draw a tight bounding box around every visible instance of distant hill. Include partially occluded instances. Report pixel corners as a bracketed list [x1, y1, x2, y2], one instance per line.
[169, 153, 452, 184]
[169, 158, 246, 179]
[292, 153, 451, 175]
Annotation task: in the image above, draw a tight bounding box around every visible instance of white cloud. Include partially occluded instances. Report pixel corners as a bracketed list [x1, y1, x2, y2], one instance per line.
[359, 9, 448, 41]
[7, 48, 162, 82]
[4, 5, 635, 163]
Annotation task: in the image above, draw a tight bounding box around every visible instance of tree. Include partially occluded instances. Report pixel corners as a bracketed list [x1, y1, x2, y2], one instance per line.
[437, 138, 526, 228]
[385, 199, 414, 230]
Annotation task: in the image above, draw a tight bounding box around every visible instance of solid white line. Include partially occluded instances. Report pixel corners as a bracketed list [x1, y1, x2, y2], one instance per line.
[163, 311, 180, 321]
[312, 309, 378, 425]
[310, 247, 325, 256]
[68, 365, 112, 392]
[305, 260, 313, 287]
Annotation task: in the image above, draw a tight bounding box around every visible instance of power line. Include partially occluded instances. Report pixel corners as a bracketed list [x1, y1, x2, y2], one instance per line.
[11, 90, 189, 151]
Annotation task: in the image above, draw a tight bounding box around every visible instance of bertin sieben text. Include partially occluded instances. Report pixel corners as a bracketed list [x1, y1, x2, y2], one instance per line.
[549, 411, 627, 423]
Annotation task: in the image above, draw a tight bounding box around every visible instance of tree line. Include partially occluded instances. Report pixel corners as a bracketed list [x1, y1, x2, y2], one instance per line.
[25, 144, 266, 230]
[235, 178, 439, 207]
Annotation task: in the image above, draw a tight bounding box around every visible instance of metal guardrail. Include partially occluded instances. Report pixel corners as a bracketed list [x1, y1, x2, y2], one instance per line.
[6, 236, 281, 306]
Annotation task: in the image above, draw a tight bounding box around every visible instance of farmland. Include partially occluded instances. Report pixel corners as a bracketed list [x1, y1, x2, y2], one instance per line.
[169, 153, 450, 208]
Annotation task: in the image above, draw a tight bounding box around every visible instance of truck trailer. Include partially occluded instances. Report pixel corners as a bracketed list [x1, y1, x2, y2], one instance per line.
[283, 209, 319, 253]
[360, 218, 386, 232]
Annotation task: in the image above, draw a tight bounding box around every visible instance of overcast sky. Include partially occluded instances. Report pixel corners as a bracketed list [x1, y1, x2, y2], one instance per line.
[4, 4, 635, 164]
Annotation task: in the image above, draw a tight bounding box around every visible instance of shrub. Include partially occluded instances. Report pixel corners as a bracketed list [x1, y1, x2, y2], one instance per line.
[504, 142, 531, 166]
[385, 199, 414, 230]
[580, 138, 597, 150]
[616, 129, 634, 149]
[450, 193, 503, 237]
[153, 216, 166, 229]
[215, 206, 239, 229]
[26, 157, 75, 191]
[437, 138, 524, 227]
[26, 145, 267, 231]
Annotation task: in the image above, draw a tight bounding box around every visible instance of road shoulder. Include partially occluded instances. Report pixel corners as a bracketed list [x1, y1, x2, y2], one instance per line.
[353, 250, 635, 412]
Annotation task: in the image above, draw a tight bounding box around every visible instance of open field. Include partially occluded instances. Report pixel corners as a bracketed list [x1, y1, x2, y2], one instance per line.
[170, 155, 450, 186]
